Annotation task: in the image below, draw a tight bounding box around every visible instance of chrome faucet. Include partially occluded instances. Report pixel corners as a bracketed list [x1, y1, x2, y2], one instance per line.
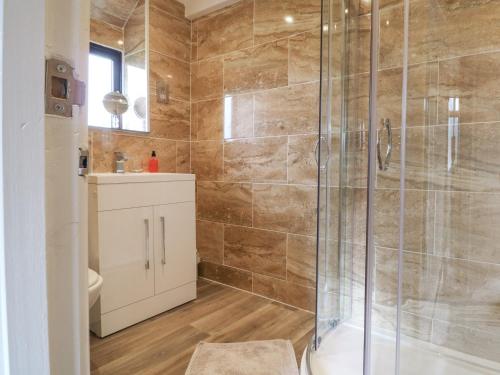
[114, 151, 128, 173]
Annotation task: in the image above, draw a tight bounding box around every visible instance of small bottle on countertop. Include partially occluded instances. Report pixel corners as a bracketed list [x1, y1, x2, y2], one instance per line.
[148, 151, 159, 173]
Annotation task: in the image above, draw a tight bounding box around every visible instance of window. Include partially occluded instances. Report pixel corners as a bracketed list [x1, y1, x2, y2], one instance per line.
[88, 43, 122, 129]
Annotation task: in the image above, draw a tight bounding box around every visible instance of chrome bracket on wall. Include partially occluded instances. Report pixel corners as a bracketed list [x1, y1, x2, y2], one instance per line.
[45, 58, 86, 117]
[377, 118, 393, 171]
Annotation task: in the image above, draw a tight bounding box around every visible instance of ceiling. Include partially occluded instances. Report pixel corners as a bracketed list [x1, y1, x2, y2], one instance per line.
[91, 0, 240, 24]
[183, 0, 239, 19]
[91, 0, 139, 28]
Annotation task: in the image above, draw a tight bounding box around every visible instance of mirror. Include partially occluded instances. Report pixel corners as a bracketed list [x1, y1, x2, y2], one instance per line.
[89, 0, 148, 132]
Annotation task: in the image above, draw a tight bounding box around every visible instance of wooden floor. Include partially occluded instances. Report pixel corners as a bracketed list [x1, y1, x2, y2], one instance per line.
[90, 279, 315, 375]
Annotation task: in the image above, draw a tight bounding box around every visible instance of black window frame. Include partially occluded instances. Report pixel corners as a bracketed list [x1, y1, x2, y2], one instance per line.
[89, 42, 123, 93]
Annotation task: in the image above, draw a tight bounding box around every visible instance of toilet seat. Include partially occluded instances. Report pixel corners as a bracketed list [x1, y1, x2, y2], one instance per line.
[88, 268, 99, 288]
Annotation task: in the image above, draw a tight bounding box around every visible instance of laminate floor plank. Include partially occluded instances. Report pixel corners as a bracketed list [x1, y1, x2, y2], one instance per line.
[90, 279, 315, 375]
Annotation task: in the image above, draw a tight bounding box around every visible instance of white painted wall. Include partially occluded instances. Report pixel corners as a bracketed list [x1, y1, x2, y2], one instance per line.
[183, 0, 240, 18]
[45, 0, 90, 374]
[0, 0, 50, 374]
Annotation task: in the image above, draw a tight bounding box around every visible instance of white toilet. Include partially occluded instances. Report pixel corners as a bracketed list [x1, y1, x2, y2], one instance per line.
[88, 268, 103, 309]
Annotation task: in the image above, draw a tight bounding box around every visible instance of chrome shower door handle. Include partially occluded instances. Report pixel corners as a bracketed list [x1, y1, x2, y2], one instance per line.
[377, 118, 393, 171]
[144, 219, 150, 270]
[160, 216, 166, 265]
[315, 136, 330, 171]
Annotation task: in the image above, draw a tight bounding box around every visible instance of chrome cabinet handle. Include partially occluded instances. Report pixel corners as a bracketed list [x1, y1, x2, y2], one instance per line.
[161, 216, 166, 265]
[144, 219, 150, 270]
[377, 118, 393, 171]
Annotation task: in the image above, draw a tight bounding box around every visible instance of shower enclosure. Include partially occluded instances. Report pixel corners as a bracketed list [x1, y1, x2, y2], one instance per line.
[308, 0, 500, 374]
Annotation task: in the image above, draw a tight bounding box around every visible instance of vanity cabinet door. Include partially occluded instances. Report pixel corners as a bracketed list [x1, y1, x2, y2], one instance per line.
[154, 202, 196, 295]
[98, 206, 155, 313]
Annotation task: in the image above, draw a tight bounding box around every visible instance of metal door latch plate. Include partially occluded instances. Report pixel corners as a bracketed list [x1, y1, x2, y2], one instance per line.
[45, 58, 86, 117]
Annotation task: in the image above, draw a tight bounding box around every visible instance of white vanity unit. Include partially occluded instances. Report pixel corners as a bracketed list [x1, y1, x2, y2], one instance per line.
[88, 173, 197, 337]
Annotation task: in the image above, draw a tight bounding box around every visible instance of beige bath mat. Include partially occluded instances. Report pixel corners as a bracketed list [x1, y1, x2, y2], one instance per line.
[185, 340, 299, 375]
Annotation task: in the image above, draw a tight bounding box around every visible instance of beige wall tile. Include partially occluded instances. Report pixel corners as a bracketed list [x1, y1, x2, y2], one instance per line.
[378, 63, 438, 128]
[191, 97, 257, 142]
[253, 0, 321, 45]
[379, 3, 403, 69]
[199, 261, 253, 291]
[431, 320, 500, 362]
[191, 21, 199, 62]
[381, 1, 500, 67]
[252, 274, 316, 311]
[91, 132, 176, 173]
[197, 220, 224, 264]
[253, 184, 317, 236]
[288, 134, 317, 185]
[221, 94, 254, 139]
[124, 4, 145, 55]
[224, 137, 287, 182]
[287, 234, 316, 288]
[147, 138, 178, 172]
[375, 247, 500, 337]
[431, 123, 500, 192]
[289, 30, 321, 84]
[224, 40, 289, 94]
[224, 225, 287, 279]
[150, 0, 185, 19]
[254, 82, 319, 136]
[150, 96, 190, 140]
[175, 141, 190, 172]
[438, 52, 500, 125]
[338, 62, 438, 130]
[196, 181, 252, 226]
[194, 0, 253, 60]
[150, 8, 190, 61]
[339, 14, 371, 77]
[434, 192, 500, 264]
[191, 141, 223, 181]
[91, 0, 138, 28]
[374, 189, 434, 252]
[150, 51, 190, 101]
[90, 19, 123, 50]
[191, 99, 223, 141]
[191, 58, 224, 101]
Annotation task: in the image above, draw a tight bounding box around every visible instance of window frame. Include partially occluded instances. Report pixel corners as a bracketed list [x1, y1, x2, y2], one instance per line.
[89, 42, 123, 129]
[89, 42, 122, 92]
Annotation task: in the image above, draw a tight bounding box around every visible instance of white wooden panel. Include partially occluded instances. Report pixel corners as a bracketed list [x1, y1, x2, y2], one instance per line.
[97, 181, 195, 211]
[154, 202, 197, 295]
[1, 0, 50, 373]
[98, 207, 155, 313]
[93, 282, 196, 337]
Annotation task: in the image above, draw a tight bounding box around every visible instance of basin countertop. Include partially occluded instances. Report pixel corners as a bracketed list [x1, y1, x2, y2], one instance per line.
[88, 172, 195, 184]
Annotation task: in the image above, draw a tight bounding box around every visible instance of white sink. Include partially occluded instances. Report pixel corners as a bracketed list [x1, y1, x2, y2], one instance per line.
[88, 172, 195, 185]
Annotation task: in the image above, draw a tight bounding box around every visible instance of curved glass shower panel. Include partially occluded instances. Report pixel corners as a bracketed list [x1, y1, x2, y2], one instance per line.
[397, 0, 500, 372]
[311, 0, 500, 374]
[314, 0, 370, 358]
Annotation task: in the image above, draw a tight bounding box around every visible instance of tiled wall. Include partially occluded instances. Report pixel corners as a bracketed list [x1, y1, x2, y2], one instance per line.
[191, 0, 321, 311]
[340, 0, 500, 362]
[90, 0, 191, 173]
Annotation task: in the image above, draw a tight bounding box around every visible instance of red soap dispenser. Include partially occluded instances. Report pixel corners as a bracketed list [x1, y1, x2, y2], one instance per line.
[148, 151, 159, 173]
